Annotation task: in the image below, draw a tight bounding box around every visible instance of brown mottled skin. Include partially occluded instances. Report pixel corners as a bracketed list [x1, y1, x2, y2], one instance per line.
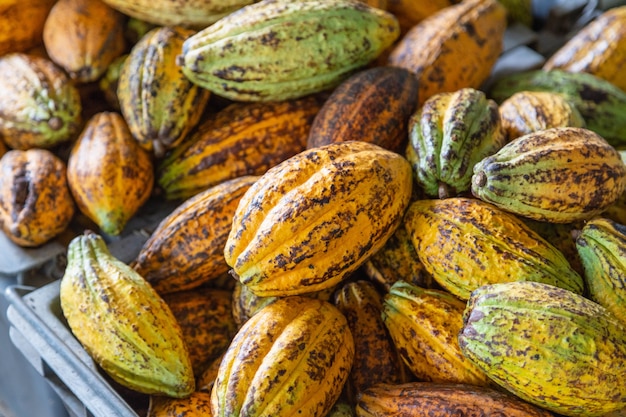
[132, 175, 257, 294]
[307, 66, 419, 153]
[356, 382, 555, 416]
[0, 148, 75, 247]
[158, 97, 321, 200]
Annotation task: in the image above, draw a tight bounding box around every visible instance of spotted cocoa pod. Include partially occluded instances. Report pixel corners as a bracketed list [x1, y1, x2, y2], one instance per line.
[179, 0, 400, 101]
[0, 53, 82, 150]
[0, 149, 74, 247]
[307, 66, 419, 154]
[67, 111, 154, 236]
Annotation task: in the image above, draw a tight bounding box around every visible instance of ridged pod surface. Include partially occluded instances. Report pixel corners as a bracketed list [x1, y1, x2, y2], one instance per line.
[406, 88, 506, 198]
[179, 0, 400, 101]
[162, 287, 237, 376]
[522, 218, 585, 276]
[307, 66, 419, 154]
[356, 382, 554, 417]
[231, 281, 336, 328]
[100, 0, 256, 27]
[543, 6, 626, 92]
[157, 98, 320, 200]
[404, 197, 584, 300]
[224, 141, 413, 297]
[42, 0, 126, 83]
[59, 232, 195, 397]
[363, 222, 434, 291]
[118, 26, 211, 157]
[334, 280, 408, 403]
[488, 69, 626, 147]
[0, 0, 55, 55]
[0, 53, 82, 150]
[471, 127, 626, 223]
[132, 176, 258, 294]
[499, 91, 585, 141]
[211, 296, 354, 417]
[67, 112, 154, 236]
[0, 149, 74, 247]
[381, 281, 490, 385]
[388, 0, 506, 107]
[576, 217, 626, 325]
[148, 391, 213, 417]
[459, 281, 626, 416]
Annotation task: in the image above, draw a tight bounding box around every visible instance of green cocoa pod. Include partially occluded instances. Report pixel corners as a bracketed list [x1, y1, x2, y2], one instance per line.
[0, 53, 82, 150]
[576, 217, 626, 326]
[404, 197, 584, 300]
[471, 127, 626, 223]
[179, 0, 400, 101]
[459, 281, 626, 416]
[406, 87, 506, 198]
[488, 69, 626, 148]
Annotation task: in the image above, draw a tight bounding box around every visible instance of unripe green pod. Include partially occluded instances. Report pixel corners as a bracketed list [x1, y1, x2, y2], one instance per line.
[406, 88, 506, 198]
[179, 0, 400, 101]
[576, 217, 626, 325]
[471, 127, 626, 223]
[459, 281, 626, 416]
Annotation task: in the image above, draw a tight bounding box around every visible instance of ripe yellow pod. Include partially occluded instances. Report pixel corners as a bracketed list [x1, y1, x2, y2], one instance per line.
[67, 111, 154, 236]
[388, 0, 506, 107]
[544, 6, 626, 92]
[224, 141, 413, 297]
[211, 296, 354, 417]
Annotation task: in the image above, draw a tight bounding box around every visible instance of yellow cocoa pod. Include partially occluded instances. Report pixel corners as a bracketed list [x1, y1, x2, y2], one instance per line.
[211, 297, 354, 417]
[43, 0, 127, 83]
[0, 0, 56, 55]
[334, 280, 409, 404]
[388, 0, 506, 107]
[148, 391, 213, 417]
[381, 281, 491, 386]
[224, 141, 413, 297]
[544, 6, 626, 92]
[499, 91, 585, 141]
[0, 149, 74, 247]
[60, 232, 195, 397]
[132, 176, 257, 294]
[118, 26, 211, 157]
[162, 287, 236, 377]
[404, 197, 584, 300]
[67, 111, 154, 236]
